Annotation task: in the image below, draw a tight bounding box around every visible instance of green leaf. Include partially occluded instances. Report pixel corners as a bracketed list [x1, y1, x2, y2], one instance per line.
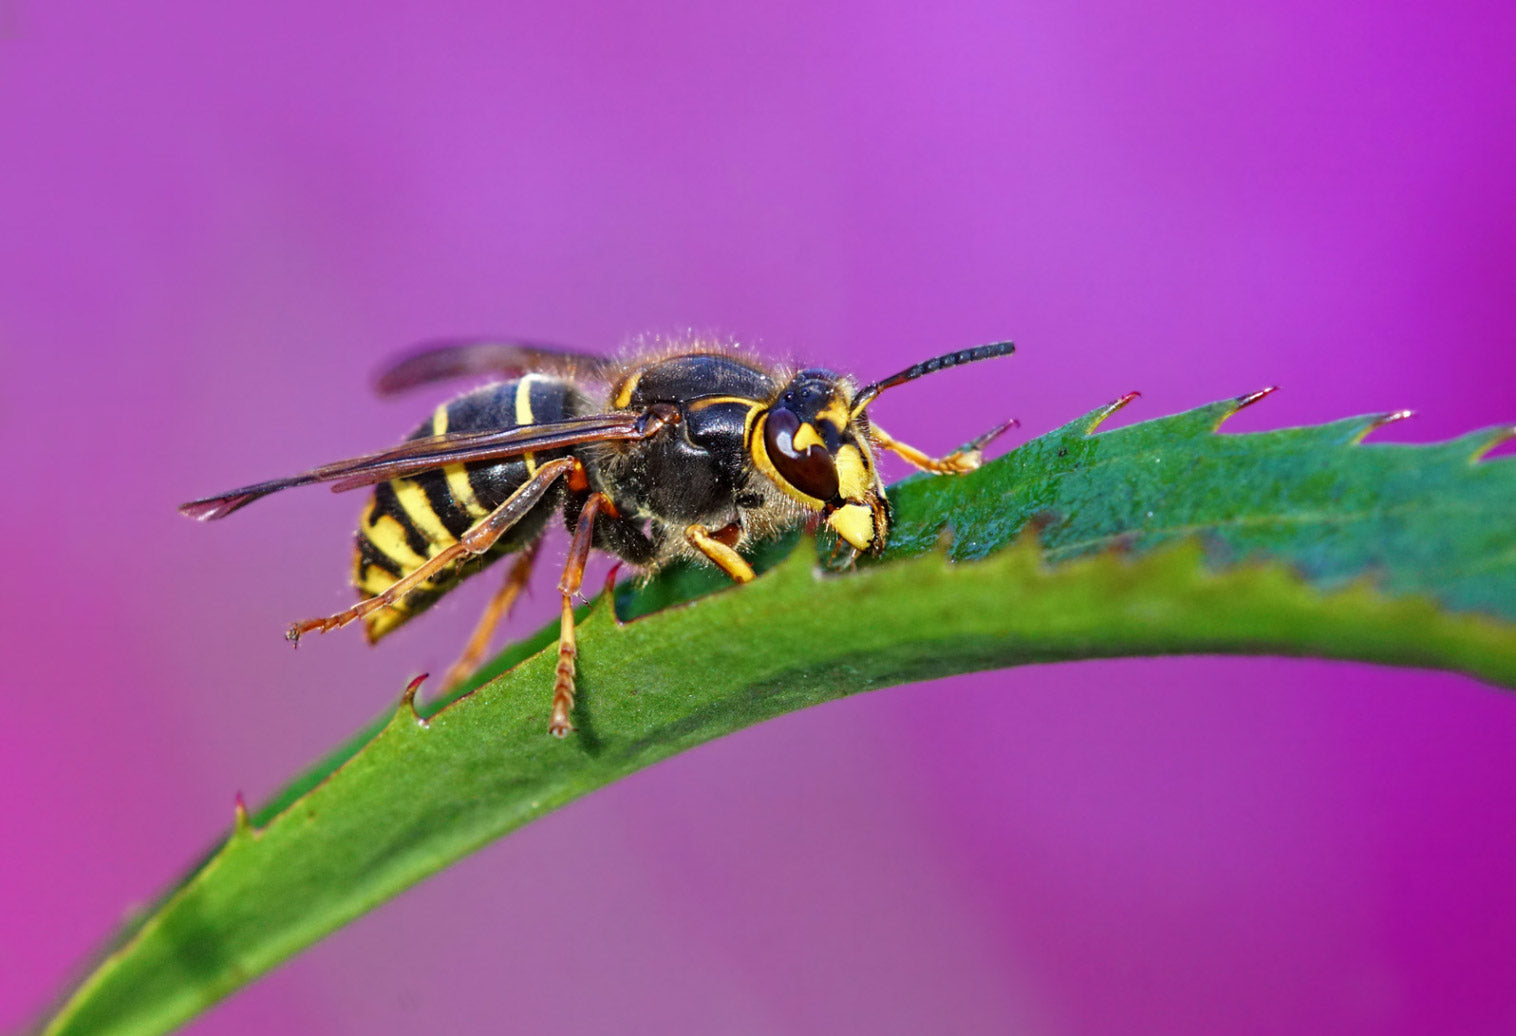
[34, 393, 1516, 1036]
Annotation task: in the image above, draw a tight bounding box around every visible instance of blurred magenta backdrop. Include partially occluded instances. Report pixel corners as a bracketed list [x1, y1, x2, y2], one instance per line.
[3, 1, 1515, 1033]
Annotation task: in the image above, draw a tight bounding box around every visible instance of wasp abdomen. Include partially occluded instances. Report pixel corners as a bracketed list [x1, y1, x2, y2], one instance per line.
[353, 374, 590, 641]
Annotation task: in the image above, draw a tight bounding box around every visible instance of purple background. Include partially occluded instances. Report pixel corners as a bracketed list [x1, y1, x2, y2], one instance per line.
[4, 2, 1515, 1033]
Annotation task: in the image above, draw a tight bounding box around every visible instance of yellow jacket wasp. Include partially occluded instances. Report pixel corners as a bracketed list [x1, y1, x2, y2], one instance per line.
[181, 338, 1016, 736]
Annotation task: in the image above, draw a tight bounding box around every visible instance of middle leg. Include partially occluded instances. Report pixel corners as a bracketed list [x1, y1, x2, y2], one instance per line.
[549, 492, 613, 737]
[684, 523, 756, 583]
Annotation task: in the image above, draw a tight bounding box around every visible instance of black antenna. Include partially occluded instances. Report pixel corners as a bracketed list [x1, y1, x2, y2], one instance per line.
[851, 341, 1015, 414]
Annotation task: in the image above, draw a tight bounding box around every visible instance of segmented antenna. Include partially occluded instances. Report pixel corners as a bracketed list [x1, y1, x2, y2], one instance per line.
[852, 341, 1015, 414]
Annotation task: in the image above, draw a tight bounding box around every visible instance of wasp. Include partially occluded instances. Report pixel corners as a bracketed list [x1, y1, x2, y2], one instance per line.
[181, 338, 1016, 736]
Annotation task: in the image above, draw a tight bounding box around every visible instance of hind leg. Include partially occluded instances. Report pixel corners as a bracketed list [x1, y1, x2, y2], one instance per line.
[441, 539, 541, 691]
[868, 419, 1017, 474]
[289, 457, 576, 641]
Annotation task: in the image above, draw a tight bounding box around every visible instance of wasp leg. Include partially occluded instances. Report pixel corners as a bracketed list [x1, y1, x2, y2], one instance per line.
[441, 538, 542, 692]
[685, 523, 757, 583]
[550, 492, 613, 737]
[289, 457, 578, 641]
[868, 419, 1016, 474]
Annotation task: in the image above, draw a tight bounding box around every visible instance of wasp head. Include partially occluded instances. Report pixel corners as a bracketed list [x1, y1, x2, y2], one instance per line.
[749, 369, 888, 553]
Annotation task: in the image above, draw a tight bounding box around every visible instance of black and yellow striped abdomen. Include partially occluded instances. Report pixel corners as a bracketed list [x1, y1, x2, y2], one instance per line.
[353, 374, 589, 641]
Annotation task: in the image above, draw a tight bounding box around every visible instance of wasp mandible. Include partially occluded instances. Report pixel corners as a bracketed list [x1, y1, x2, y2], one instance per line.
[181, 338, 1016, 736]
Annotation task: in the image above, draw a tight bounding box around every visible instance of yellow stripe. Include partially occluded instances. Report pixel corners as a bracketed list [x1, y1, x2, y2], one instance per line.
[687, 395, 764, 411]
[362, 511, 428, 570]
[515, 375, 540, 475]
[613, 370, 642, 409]
[351, 504, 390, 594]
[356, 561, 399, 598]
[365, 609, 407, 640]
[433, 402, 488, 518]
[391, 478, 453, 548]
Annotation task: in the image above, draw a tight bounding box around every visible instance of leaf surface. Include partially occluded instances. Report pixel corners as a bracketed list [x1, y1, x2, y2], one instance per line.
[35, 393, 1516, 1036]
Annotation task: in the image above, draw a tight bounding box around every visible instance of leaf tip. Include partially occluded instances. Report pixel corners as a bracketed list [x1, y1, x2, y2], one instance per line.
[232, 793, 256, 839]
[1210, 387, 1280, 431]
[1087, 391, 1142, 433]
[1357, 408, 1417, 442]
[1470, 424, 1516, 462]
[1233, 385, 1278, 411]
[399, 673, 429, 727]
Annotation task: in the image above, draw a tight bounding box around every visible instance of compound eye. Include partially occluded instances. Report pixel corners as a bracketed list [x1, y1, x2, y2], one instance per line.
[763, 408, 840, 502]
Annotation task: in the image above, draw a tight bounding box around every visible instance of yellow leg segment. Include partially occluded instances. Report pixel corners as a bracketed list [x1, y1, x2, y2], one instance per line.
[441, 539, 541, 691]
[550, 594, 579, 737]
[685, 523, 756, 583]
[869, 419, 1015, 474]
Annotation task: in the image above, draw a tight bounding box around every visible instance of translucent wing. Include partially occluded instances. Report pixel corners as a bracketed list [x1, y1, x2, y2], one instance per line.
[373, 339, 618, 396]
[179, 406, 679, 521]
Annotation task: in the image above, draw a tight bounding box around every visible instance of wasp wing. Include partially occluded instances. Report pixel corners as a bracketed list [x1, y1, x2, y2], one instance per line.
[179, 409, 673, 521]
[373, 339, 619, 396]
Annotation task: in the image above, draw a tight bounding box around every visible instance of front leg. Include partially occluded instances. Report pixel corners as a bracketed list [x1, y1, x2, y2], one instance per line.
[868, 419, 1016, 474]
[684, 523, 757, 583]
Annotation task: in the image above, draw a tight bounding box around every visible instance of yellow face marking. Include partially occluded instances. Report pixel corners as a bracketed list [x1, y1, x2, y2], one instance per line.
[432, 403, 487, 518]
[827, 503, 877, 551]
[612, 370, 642, 409]
[515, 375, 541, 475]
[816, 396, 851, 435]
[833, 444, 872, 501]
[792, 422, 825, 453]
